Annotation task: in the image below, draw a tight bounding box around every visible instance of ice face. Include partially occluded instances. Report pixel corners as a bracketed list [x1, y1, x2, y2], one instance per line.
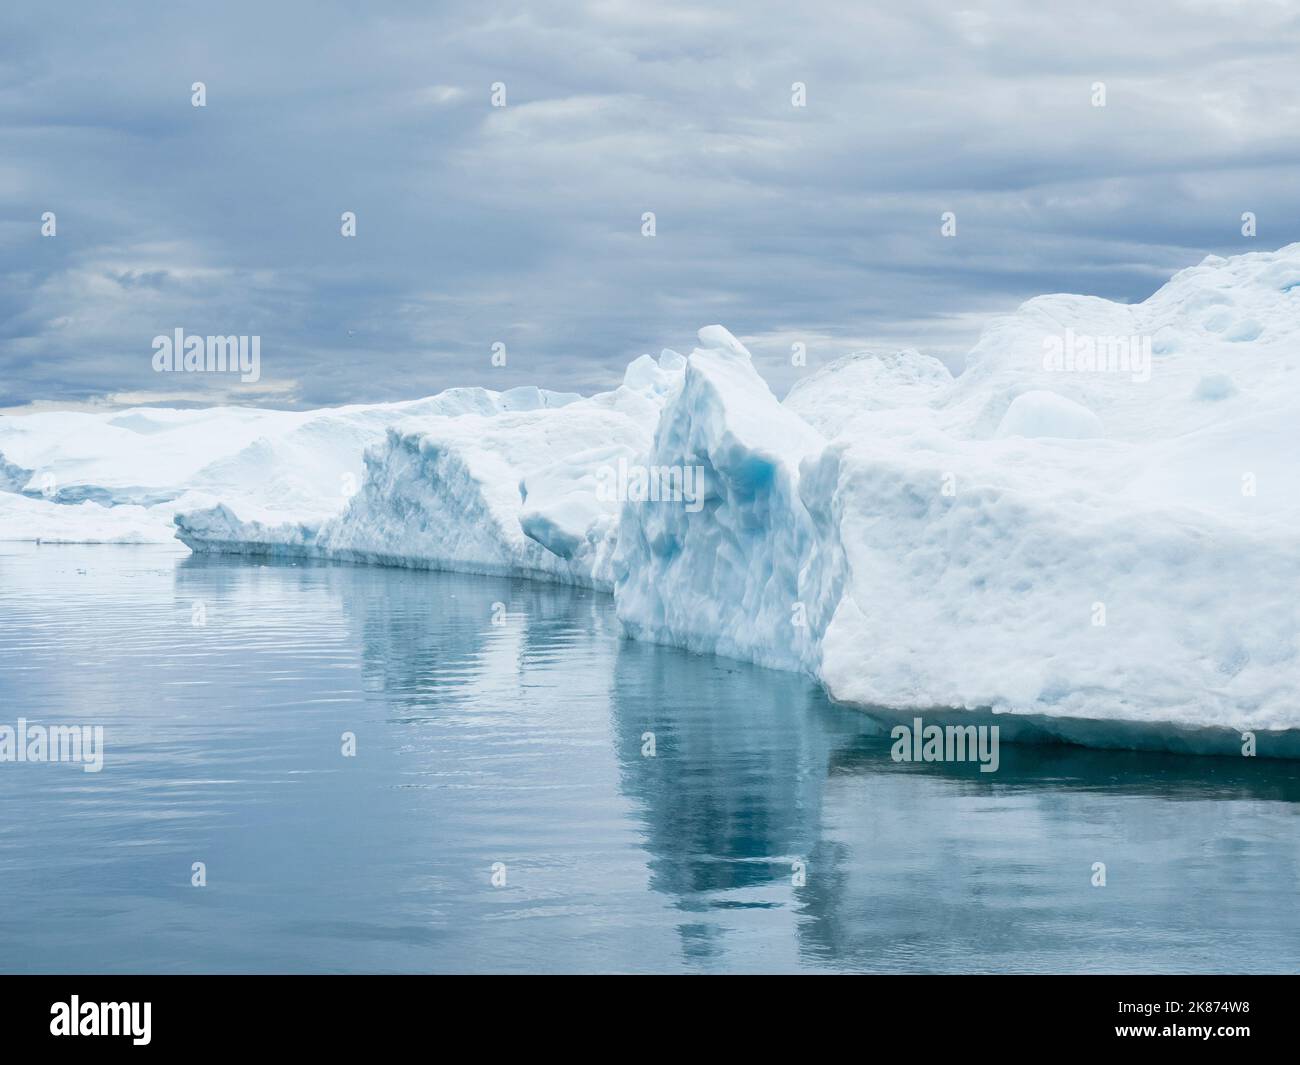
[612, 326, 826, 672]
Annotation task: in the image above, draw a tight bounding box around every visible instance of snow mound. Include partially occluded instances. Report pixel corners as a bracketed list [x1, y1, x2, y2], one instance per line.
[784, 349, 952, 438]
[995, 390, 1104, 439]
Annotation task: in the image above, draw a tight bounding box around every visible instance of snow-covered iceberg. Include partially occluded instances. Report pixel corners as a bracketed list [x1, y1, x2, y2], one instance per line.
[613, 248, 1300, 742]
[7, 243, 1300, 752]
[174, 352, 685, 589]
[786, 247, 1300, 736]
[0, 386, 580, 544]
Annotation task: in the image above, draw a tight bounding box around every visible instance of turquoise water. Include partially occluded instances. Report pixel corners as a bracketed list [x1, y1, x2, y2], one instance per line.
[0, 543, 1297, 973]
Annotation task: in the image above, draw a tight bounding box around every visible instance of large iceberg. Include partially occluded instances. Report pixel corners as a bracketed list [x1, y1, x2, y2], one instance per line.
[174, 353, 685, 589]
[6, 244, 1300, 752]
[0, 386, 581, 544]
[785, 248, 1300, 739]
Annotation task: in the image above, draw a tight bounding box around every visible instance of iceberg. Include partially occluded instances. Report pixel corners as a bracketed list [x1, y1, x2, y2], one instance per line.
[0, 387, 580, 545]
[629, 248, 1300, 744]
[7, 243, 1300, 752]
[174, 352, 684, 589]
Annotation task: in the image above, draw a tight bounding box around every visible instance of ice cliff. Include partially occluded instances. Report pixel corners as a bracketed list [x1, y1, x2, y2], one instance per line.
[612, 327, 826, 672]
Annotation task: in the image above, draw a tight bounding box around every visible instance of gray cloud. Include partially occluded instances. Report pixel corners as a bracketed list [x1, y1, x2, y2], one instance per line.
[1, 0, 1297, 409]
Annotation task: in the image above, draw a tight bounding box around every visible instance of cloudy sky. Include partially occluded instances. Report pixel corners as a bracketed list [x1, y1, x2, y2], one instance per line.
[2, 0, 1297, 411]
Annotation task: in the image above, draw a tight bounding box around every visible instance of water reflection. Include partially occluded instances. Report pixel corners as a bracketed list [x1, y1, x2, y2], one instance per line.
[0, 544, 1295, 973]
[604, 631, 1300, 972]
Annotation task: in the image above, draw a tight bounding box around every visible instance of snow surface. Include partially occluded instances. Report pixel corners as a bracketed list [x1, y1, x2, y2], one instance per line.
[784, 348, 952, 438]
[7, 243, 1300, 750]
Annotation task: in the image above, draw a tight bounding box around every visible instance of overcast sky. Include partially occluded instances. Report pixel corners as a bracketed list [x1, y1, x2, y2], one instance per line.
[2, 0, 1298, 411]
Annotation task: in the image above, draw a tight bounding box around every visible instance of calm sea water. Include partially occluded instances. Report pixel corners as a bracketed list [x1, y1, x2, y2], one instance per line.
[1, 543, 1297, 974]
